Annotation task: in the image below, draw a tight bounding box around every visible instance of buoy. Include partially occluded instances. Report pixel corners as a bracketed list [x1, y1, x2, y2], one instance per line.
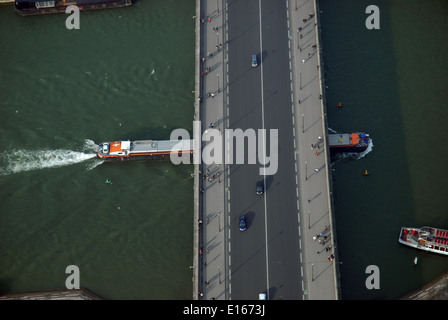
[337, 102, 343, 108]
[105, 179, 112, 184]
[363, 170, 370, 176]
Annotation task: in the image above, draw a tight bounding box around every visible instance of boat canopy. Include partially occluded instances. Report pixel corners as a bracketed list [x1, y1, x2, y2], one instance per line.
[328, 133, 351, 146]
[35, 1, 55, 8]
[121, 141, 131, 150]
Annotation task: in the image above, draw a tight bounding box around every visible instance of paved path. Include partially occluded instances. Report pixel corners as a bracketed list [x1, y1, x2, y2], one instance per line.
[288, 0, 340, 300]
[194, 0, 340, 300]
[194, 0, 227, 300]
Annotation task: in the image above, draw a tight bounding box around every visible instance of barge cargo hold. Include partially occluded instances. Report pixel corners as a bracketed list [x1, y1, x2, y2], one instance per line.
[97, 140, 194, 161]
[15, 0, 132, 16]
[399, 226, 448, 256]
[328, 132, 369, 153]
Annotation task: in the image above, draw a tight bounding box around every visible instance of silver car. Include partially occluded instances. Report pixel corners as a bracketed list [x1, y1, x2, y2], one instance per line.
[251, 54, 258, 67]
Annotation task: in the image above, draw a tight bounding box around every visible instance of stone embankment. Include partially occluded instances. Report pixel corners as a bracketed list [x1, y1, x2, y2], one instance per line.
[401, 270, 448, 300]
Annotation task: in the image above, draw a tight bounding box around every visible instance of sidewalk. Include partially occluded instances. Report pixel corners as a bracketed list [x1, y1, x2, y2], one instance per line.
[193, 0, 227, 300]
[288, 0, 340, 299]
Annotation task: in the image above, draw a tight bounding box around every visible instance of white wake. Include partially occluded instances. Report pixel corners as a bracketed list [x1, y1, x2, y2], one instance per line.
[0, 139, 101, 175]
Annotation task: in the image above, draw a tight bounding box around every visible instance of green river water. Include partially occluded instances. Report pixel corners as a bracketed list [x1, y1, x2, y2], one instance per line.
[0, 0, 447, 299]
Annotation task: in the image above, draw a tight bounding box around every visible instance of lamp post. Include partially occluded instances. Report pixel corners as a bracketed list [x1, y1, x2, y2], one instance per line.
[305, 161, 308, 181]
[312, 263, 314, 281]
[308, 210, 311, 229]
[302, 113, 304, 133]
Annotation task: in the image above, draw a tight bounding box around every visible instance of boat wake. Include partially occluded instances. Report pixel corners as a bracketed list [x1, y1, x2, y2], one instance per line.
[328, 128, 374, 164]
[0, 139, 102, 176]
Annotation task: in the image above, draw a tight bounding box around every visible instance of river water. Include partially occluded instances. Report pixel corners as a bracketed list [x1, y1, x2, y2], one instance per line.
[0, 0, 447, 300]
[320, 0, 448, 299]
[0, 0, 195, 299]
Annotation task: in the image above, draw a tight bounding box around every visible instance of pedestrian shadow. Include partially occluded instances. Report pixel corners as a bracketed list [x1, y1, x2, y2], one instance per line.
[300, 33, 315, 48]
[310, 163, 326, 178]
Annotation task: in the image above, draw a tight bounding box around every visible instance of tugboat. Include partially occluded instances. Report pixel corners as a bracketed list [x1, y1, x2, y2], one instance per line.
[97, 139, 194, 161]
[399, 226, 448, 256]
[328, 133, 370, 153]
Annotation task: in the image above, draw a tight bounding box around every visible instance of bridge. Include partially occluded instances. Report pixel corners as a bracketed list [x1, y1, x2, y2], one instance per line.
[193, 0, 340, 300]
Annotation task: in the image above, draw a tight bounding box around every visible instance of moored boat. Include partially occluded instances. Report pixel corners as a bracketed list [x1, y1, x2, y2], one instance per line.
[97, 139, 194, 161]
[328, 132, 370, 153]
[15, 0, 132, 16]
[399, 226, 448, 256]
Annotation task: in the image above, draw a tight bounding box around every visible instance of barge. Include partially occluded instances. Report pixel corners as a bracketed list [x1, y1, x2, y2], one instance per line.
[328, 132, 369, 153]
[97, 140, 194, 161]
[15, 0, 132, 16]
[399, 226, 448, 256]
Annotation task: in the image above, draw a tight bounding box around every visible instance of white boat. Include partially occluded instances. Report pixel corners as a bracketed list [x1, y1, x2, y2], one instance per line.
[399, 226, 448, 256]
[97, 139, 194, 161]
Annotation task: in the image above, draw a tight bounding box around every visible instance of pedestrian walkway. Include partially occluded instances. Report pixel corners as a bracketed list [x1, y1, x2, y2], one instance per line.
[193, 0, 227, 300]
[288, 0, 340, 299]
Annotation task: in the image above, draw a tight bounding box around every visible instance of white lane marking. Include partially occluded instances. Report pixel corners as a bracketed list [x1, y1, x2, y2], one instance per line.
[258, 0, 271, 301]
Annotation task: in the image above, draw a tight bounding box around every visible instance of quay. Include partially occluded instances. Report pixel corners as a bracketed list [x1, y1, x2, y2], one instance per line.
[401, 270, 448, 300]
[193, 0, 340, 300]
[0, 288, 102, 300]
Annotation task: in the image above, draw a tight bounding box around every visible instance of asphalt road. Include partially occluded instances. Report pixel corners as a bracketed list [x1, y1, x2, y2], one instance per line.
[227, 0, 303, 300]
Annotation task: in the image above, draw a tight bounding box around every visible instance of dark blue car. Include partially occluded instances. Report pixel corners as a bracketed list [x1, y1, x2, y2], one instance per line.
[256, 181, 264, 195]
[239, 215, 247, 231]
